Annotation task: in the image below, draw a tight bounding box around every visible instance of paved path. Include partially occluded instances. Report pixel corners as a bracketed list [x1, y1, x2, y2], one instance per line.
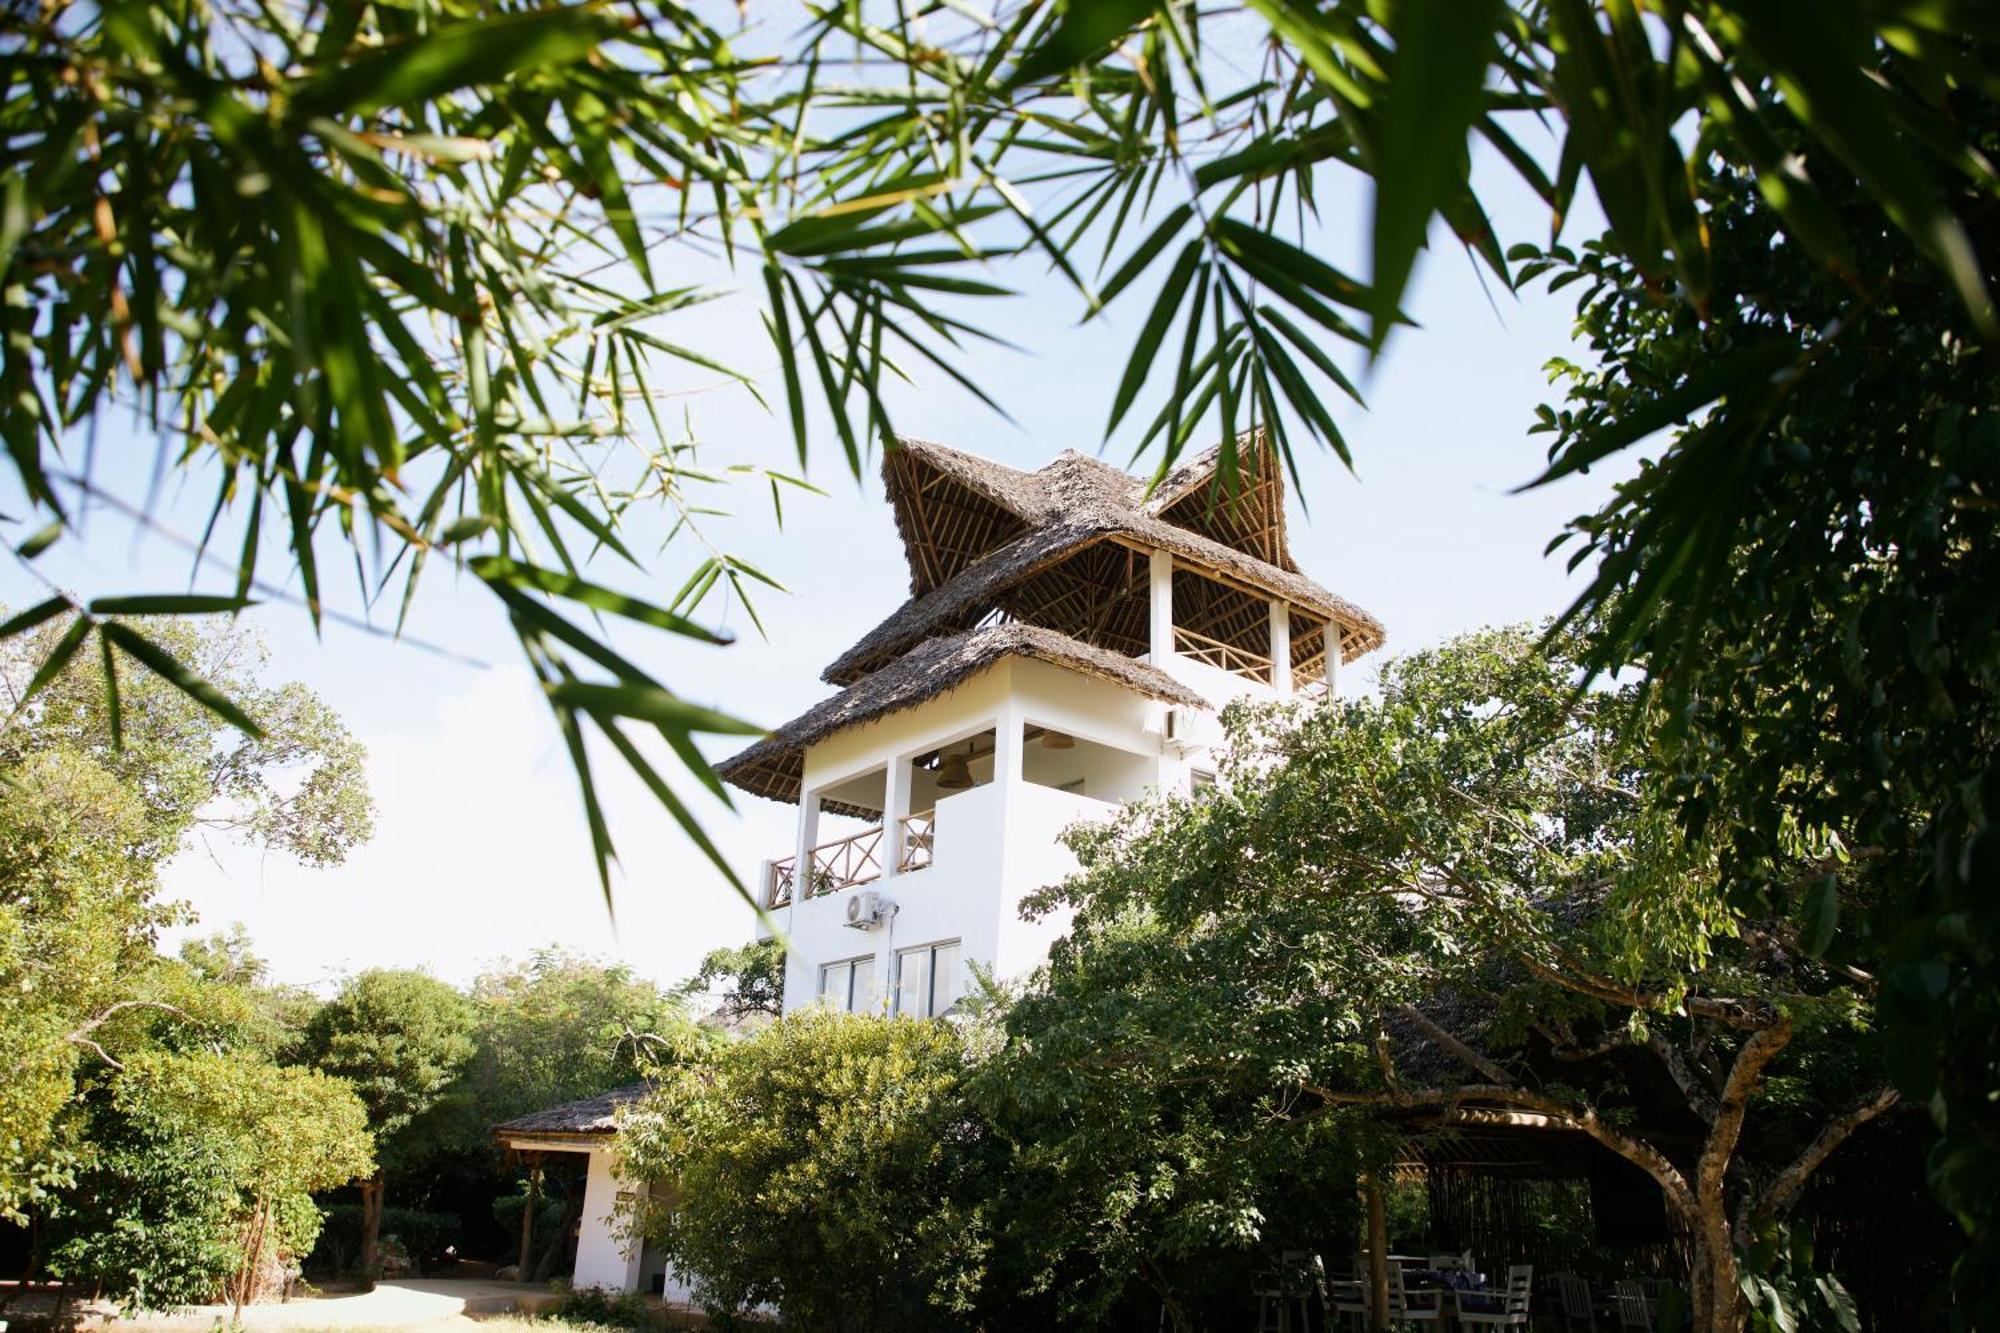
[88, 1279, 537, 1329]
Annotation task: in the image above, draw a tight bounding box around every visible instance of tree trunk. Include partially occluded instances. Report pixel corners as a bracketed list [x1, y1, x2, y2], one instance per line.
[359, 1172, 386, 1273]
[518, 1161, 542, 1278]
[1683, 1198, 1745, 1333]
[1364, 1171, 1390, 1333]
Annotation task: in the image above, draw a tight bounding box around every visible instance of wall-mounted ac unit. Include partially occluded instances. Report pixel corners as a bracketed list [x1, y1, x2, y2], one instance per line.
[844, 890, 892, 930]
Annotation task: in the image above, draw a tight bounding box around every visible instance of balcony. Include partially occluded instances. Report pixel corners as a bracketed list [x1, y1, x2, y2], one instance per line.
[765, 825, 883, 909]
[762, 809, 942, 908]
[1173, 624, 1273, 684]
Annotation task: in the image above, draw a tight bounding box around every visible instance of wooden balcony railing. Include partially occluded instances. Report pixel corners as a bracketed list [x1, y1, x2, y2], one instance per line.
[898, 809, 936, 873]
[1173, 625, 1274, 683]
[764, 825, 884, 909]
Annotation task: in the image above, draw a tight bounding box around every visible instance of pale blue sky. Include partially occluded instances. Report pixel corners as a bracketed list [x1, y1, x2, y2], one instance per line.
[1, 97, 1624, 992]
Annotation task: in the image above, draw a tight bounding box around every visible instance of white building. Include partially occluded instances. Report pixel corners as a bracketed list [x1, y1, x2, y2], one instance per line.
[493, 436, 1384, 1293]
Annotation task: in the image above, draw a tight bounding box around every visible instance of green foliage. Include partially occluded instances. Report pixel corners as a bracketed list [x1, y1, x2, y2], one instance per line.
[49, 1050, 374, 1310]
[0, 615, 371, 1220]
[1737, 1221, 1861, 1333]
[1011, 627, 1888, 1330]
[1526, 102, 2000, 1315]
[673, 938, 783, 1024]
[617, 1010, 995, 1333]
[306, 969, 476, 1171]
[2, 614, 373, 865]
[468, 948, 697, 1127]
[550, 1282, 661, 1331]
[9, 0, 1992, 927]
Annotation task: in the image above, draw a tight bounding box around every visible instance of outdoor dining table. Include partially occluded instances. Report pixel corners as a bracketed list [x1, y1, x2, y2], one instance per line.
[1402, 1269, 1500, 1321]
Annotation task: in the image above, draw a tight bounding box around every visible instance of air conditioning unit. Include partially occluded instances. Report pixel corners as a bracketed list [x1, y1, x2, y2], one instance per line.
[844, 890, 892, 930]
[1164, 705, 1212, 751]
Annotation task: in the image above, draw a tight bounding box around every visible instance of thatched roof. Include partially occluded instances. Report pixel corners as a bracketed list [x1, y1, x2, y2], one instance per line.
[828, 437, 1384, 686]
[716, 623, 1208, 807]
[491, 1084, 648, 1141]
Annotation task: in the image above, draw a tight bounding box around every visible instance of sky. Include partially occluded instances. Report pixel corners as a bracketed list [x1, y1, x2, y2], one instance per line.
[0, 69, 1627, 995]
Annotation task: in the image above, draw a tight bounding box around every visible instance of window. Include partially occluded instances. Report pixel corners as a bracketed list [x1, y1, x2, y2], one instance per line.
[1189, 768, 1216, 794]
[894, 941, 962, 1018]
[818, 955, 876, 1013]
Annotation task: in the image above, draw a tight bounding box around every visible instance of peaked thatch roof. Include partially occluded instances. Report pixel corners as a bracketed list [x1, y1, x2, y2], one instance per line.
[491, 1084, 648, 1141]
[829, 438, 1384, 686]
[716, 623, 1208, 807]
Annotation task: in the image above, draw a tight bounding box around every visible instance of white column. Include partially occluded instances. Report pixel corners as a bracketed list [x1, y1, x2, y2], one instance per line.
[1269, 599, 1293, 696]
[881, 755, 908, 880]
[572, 1148, 643, 1291]
[994, 704, 1026, 789]
[1327, 625, 1342, 698]
[1149, 548, 1173, 662]
[784, 790, 820, 1009]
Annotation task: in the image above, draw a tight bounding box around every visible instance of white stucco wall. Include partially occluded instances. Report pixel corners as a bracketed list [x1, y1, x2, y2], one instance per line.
[759, 652, 1284, 1015]
[571, 1147, 694, 1301]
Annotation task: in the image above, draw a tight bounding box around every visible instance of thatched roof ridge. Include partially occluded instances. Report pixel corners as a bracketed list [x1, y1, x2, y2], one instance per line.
[491, 1083, 648, 1140]
[716, 623, 1208, 806]
[825, 443, 1383, 685]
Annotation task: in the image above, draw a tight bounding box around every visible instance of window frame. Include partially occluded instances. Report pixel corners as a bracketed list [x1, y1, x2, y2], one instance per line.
[893, 939, 962, 1018]
[818, 953, 876, 1013]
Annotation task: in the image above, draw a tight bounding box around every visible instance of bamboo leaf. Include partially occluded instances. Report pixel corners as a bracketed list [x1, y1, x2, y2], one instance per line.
[1368, 0, 1504, 351]
[289, 8, 621, 120]
[101, 623, 265, 738]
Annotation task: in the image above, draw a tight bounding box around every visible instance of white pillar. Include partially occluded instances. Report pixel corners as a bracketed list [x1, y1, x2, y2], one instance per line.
[1269, 599, 1293, 696]
[881, 755, 908, 880]
[1327, 625, 1342, 698]
[572, 1148, 643, 1291]
[994, 704, 1026, 789]
[1149, 549, 1173, 662]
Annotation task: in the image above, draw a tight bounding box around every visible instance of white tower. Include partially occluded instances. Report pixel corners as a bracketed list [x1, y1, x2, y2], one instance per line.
[715, 435, 1384, 1016]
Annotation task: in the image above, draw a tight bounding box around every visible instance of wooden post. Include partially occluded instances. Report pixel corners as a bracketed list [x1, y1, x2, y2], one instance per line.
[518, 1157, 542, 1278]
[1364, 1171, 1390, 1333]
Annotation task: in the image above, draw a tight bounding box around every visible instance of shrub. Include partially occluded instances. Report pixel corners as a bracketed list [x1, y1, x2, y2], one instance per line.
[617, 1010, 996, 1333]
[552, 1281, 660, 1330]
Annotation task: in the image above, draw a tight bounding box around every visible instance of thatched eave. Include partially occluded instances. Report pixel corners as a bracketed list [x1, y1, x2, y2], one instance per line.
[717, 624, 1209, 807]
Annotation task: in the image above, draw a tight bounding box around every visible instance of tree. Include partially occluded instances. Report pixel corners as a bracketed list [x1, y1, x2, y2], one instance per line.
[1523, 106, 2000, 1315]
[6, 0, 1991, 910]
[468, 948, 691, 1123]
[0, 615, 372, 1220]
[674, 939, 783, 1025]
[9, 0, 1996, 1290]
[617, 1010, 997, 1333]
[305, 970, 475, 1272]
[49, 1050, 374, 1311]
[1018, 627, 1899, 1333]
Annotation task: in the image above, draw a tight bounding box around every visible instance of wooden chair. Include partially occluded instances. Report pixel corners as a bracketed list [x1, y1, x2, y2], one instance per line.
[1328, 1256, 1369, 1331]
[1457, 1264, 1532, 1329]
[1554, 1273, 1598, 1332]
[1254, 1253, 1326, 1333]
[1386, 1265, 1443, 1330]
[1613, 1279, 1654, 1331]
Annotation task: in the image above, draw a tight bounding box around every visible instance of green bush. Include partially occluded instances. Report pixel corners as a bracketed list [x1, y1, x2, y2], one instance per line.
[552, 1281, 660, 1330]
[307, 1203, 460, 1274]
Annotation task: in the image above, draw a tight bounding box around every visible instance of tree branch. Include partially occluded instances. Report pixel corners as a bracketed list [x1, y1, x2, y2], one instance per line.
[1395, 1003, 1517, 1086]
[1694, 1014, 1794, 1223]
[1647, 1032, 1722, 1123]
[56, 999, 191, 1070]
[1300, 1080, 1696, 1217]
[1756, 1085, 1901, 1220]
